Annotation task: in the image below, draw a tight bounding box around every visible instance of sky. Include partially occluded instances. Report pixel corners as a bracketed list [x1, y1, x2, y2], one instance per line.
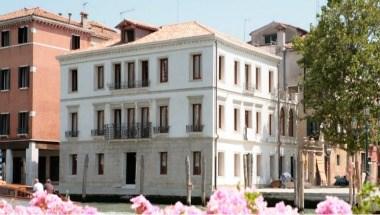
[0, 0, 325, 41]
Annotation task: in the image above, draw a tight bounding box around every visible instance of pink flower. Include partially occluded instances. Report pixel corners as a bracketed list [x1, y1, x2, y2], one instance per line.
[206, 189, 250, 215]
[130, 195, 160, 215]
[315, 196, 352, 215]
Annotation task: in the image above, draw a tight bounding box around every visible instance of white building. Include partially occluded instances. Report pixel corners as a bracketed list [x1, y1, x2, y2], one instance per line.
[57, 19, 298, 197]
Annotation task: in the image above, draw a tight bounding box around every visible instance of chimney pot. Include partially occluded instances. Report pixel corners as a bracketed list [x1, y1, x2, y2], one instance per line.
[80, 12, 89, 28]
[68, 13, 72, 23]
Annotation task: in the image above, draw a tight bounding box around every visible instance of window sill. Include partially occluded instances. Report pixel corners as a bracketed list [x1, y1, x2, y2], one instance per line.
[94, 88, 105, 91]
[121, 184, 136, 189]
[0, 90, 9, 92]
[19, 87, 29, 90]
[0, 135, 9, 138]
[68, 91, 78, 94]
[189, 79, 202, 82]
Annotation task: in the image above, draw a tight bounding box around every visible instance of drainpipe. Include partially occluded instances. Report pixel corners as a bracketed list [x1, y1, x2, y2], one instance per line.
[277, 61, 282, 179]
[214, 40, 219, 190]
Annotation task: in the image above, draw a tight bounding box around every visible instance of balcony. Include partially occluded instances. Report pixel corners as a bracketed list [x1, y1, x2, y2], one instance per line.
[108, 80, 150, 90]
[153, 126, 170, 134]
[104, 123, 151, 140]
[186, 124, 204, 132]
[65, 130, 79, 138]
[243, 83, 255, 95]
[0, 130, 9, 138]
[91, 128, 105, 136]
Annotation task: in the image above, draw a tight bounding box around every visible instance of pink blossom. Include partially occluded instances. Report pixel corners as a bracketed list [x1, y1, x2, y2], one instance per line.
[130, 195, 160, 215]
[315, 196, 352, 215]
[206, 189, 250, 215]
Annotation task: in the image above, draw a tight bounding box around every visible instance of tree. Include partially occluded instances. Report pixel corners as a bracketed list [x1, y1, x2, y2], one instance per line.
[294, 0, 380, 153]
[294, 0, 380, 205]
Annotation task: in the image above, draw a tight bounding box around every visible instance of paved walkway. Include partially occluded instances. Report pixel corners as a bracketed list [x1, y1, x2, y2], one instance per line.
[256, 187, 349, 201]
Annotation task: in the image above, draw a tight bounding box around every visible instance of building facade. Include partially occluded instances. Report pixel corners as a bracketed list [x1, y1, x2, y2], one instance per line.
[249, 22, 349, 186]
[0, 7, 117, 185]
[58, 20, 298, 197]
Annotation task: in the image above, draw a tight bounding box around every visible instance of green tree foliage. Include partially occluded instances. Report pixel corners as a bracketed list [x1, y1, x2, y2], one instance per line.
[294, 0, 380, 153]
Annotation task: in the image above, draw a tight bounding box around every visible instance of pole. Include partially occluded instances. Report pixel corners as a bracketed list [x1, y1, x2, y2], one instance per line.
[140, 155, 144, 194]
[82, 154, 89, 200]
[186, 156, 192, 205]
[365, 121, 369, 182]
[201, 156, 206, 206]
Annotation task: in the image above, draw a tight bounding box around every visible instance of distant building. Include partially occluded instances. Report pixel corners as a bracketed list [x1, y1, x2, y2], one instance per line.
[57, 19, 298, 197]
[0, 7, 117, 185]
[249, 21, 350, 186]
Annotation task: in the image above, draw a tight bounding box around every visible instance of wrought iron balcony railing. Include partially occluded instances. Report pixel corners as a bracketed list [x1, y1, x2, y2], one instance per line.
[186, 124, 204, 132]
[91, 128, 105, 136]
[65, 130, 79, 138]
[153, 126, 170, 134]
[104, 123, 152, 139]
[108, 80, 150, 90]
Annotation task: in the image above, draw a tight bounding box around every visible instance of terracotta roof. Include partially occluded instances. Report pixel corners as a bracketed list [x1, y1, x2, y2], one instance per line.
[250, 21, 308, 36]
[64, 21, 280, 61]
[115, 19, 158, 31]
[0, 7, 118, 39]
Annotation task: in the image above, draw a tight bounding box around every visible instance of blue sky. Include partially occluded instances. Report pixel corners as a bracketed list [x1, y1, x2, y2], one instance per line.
[0, 0, 324, 40]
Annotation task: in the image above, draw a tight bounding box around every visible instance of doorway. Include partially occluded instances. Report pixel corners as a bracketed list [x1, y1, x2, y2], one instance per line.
[50, 156, 59, 181]
[38, 157, 46, 182]
[13, 157, 23, 184]
[126, 153, 136, 185]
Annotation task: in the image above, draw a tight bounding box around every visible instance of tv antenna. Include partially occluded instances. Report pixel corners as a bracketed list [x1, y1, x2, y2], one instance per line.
[120, 9, 135, 20]
[243, 18, 251, 41]
[82, 2, 88, 12]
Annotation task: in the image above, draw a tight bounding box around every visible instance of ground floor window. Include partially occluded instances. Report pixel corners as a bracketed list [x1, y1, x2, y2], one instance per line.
[126, 152, 136, 184]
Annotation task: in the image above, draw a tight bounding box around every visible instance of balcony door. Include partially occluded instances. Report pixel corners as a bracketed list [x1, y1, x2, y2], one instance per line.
[141, 61, 149, 87]
[141, 107, 149, 137]
[114, 109, 121, 138]
[127, 62, 135, 88]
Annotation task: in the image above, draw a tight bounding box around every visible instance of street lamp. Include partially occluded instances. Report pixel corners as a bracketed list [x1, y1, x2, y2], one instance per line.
[364, 107, 370, 182]
[324, 143, 332, 185]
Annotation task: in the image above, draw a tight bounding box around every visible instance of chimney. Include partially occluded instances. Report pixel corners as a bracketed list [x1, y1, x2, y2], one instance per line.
[80, 12, 89, 28]
[68, 13, 72, 23]
[276, 24, 286, 52]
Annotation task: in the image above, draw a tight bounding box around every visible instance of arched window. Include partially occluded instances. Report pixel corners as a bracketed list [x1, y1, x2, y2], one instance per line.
[289, 109, 294, 137]
[280, 108, 285, 136]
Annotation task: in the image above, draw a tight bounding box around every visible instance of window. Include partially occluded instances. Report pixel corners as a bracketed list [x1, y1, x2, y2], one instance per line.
[193, 151, 201, 175]
[192, 54, 201, 80]
[18, 66, 30, 88]
[218, 56, 224, 80]
[264, 33, 277, 45]
[218, 105, 224, 129]
[95, 66, 104, 89]
[269, 70, 273, 93]
[0, 114, 10, 135]
[127, 62, 135, 88]
[234, 61, 239, 85]
[71, 35, 80, 50]
[269, 114, 273, 136]
[127, 108, 135, 127]
[96, 110, 104, 131]
[255, 67, 261, 90]
[70, 69, 78, 92]
[270, 155, 275, 179]
[71, 154, 77, 175]
[256, 112, 261, 134]
[280, 108, 285, 136]
[234, 108, 239, 131]
[256, 154, 262, 177]
[160, 152, 167, 175]
[245, 110, 252, 128]
[234, 154, 240, 177]
[307, 120, 319, 137]
[71, 112, 78, 135]
[289, 109, 294, 137]
[336, 155, 340, 166]
[18, 26, 28, 44]
[245, 64, 251, 90]
[123, 29, 135, 43]
[0, 69, 10, 90]
[192, 104, 202, 129]
[141, 60, 149, 87]
[18, 112, 29, 134]
[114, 64, 121, 89]
[160, 58, 168, 83]
[159, 106, 168, 129]
[1, 31, 10, 47]
[97, 153, 104, 175]
[218, 152, 224, 176]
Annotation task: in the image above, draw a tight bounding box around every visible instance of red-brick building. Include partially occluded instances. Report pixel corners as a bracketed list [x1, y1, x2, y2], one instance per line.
[0, 7, 117, 185]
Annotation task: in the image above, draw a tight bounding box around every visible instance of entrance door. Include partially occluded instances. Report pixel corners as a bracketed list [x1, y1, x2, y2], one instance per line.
[38, 157, 46, 182]
[50, 156, 59, 181]
[290, 156, 294, 178]
[13, 157, 23, 184]
[126, 153, 136, 185]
